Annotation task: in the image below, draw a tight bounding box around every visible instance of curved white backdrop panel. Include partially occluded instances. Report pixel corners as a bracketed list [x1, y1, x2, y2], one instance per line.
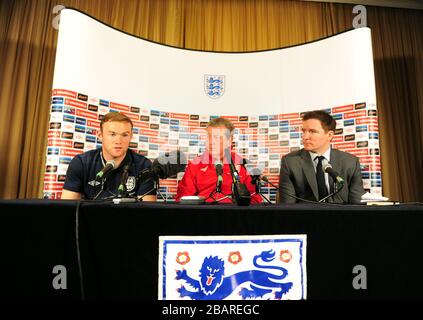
[44, 9, 381, 201]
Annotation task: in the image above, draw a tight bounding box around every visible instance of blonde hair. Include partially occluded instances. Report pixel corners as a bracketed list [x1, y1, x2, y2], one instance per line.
[207, 117, 235, 134]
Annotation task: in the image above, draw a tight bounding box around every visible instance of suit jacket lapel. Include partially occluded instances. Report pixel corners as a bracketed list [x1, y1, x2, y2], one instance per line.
[329, 149, 343, 199]
[300, 149, 319, 201]
[329, 149, 342, 178]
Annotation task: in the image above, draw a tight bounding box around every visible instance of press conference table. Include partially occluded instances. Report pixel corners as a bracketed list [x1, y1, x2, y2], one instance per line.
[1, 199, 423, 299]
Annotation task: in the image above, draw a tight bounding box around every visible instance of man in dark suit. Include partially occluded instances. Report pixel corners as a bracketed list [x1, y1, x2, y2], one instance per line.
[278, 110, 365, 204]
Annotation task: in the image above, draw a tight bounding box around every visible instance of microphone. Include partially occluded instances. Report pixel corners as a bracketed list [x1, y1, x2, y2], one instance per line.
[155, 149, 187, 179]
[243, 164, 273, 204]
[113, 164, 138, 203]
[260, 175, 279, 189]
[137, 167, 156, 184]
[318, 163, 345, 203]
[244, 163, 263, 185]
[224, 148, 240, 183]
[214, 160, 223, 192]
[137, 150, 187, 184]
[96, 160, 116, 179]
[323, 163, 344, 186]
[137, 150, 187, 202]
[224, 148, 251, 206]
[117, 164, 130, 196]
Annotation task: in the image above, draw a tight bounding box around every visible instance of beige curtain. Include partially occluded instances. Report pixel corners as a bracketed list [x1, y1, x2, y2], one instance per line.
[1, 0, 422, 201]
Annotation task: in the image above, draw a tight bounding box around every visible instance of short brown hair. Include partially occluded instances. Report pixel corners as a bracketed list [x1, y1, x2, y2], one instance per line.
[302, 110, 336, 132]
[100, 112, 133, 131]
[207, 117, 235, 134]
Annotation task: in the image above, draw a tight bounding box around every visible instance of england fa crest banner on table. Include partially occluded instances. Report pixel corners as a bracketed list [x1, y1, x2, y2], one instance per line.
[158, 235, 307, 300]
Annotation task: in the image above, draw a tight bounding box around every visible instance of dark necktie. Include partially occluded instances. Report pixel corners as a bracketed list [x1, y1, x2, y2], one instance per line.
[315, 156, 328, 201]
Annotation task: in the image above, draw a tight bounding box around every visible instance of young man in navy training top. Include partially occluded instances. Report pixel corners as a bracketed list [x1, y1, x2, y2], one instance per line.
[61, 112, 156, 201]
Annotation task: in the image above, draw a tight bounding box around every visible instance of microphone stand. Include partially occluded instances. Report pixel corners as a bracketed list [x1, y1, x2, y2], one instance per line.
[225, 150, 251, 206]
[115, 188, 138, 200]
[113, 189, 138, 203]
[93, 177, 106, 200]
[138, 175, 167, 202]
[206, 184, 231, 203]
[109, 165, 137, 203]
[318, 181, 344, 203]
[251, 176, 272, 205]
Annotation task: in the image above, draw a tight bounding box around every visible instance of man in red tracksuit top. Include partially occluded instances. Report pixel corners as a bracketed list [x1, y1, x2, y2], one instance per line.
[176, 117, 262, 204]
